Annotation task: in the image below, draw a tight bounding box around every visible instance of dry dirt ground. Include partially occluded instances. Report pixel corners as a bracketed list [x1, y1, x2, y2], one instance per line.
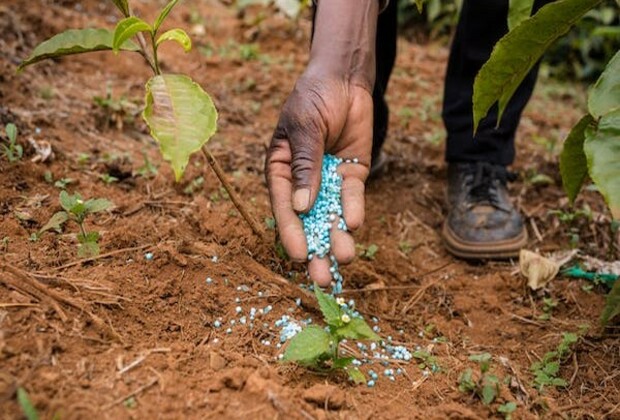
[1, 1, 619, 419]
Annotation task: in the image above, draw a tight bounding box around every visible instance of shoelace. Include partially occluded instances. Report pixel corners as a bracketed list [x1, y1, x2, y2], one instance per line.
[463, 162, 517, 209]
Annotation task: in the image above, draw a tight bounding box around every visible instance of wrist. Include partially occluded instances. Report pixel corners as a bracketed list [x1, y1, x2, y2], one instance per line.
[309, 0, 379, 91]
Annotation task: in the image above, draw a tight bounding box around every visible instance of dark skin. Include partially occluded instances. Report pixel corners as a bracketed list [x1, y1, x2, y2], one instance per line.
[265, 0, 379, 286]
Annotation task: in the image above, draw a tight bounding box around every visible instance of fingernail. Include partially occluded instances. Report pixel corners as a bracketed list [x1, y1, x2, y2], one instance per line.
[293, 188, 310, 212]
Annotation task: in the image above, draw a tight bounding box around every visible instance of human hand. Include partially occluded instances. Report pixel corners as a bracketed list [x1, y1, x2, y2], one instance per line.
[266, 72, 373, 287]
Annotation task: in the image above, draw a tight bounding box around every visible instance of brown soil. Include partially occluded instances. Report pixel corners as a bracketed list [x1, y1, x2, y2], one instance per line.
[1, 1, 618, 419]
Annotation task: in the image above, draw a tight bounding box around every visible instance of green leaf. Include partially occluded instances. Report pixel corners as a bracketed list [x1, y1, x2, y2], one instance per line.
[473, 0, 603, 132]
[113, 17, 152, 53]
[19, 29, 139, 70]
[584, 108, 620, 219]
[282, 325, 331, 365]
[78, 241, 100, 257]
[39, 211, 68, 233]
[332, 357, 354, 369]
[17, 388, 39, 420]
[334, 318, 380, 341]
[560, 114, 594, 204]
[481, 383, 498, 405]
[551, 377, 568, 387]
[314, 284, 342, 326]
[143, 74, 218, 181]
[458, 368, 475, 393]
[601, 281, 620, 326]
[84, 198, 113, 214]
[78, 231, 100, 244]
[154, 0, 181, 32]
[498, 402, 517, 415]
[588, 51, 620, 118]
[156, 28, 192, 52]
[110, 0, 130, 16]
[5, 123, 17, 142]
[347, 367, 366, 384]
[508, 0, 534, 31]
[414, 0, 426, 13]
[59, 191, 81, 212]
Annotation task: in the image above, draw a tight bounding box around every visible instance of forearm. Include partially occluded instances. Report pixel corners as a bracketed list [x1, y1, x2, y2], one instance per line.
[308, 0, 380, 91]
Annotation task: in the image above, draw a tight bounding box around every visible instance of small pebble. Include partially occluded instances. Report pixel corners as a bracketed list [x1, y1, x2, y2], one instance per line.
[145, 252, 154, 261]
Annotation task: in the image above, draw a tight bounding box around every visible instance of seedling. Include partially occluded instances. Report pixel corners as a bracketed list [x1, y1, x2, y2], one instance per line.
[17, 387, 39, 420]
[54, 178, 75, 190]
[282, 284, 380, 384]
[539, 297, 558, 321]
[497, 402, 517, 420]
[412, 348, 441, 373]
[530, 332, 579, 391]
[357, 243, 379, 260]
[93, 85, 140, 130]
[100, 173, 119, 184]
[1, 123, 23, 163]
[134, 153, 158, 178]
[19, 0, 264, 240]
[458, 353, 501, 405]
[40, 191, 113, 257]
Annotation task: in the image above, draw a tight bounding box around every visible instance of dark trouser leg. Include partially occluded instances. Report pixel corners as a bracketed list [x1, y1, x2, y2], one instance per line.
[371, 0, 398, 162]
[443, 0, 549, 166]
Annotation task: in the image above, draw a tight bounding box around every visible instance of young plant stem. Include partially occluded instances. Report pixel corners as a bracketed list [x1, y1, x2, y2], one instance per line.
[150, 32, 162, 75]
[201, 146, 267, 242]
[126, 4, 158, 75]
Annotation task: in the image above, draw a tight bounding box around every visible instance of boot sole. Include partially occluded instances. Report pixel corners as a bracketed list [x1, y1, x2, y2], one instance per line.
[441, 221, 528, 259]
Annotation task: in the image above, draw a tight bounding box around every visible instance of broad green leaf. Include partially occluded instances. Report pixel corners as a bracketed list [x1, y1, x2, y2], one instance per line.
[601, 280, 620, 326]
[560, 114, 594, 204]
[84, 198, 113, 214]
[39, 211, 68, 233]
[19, 29, 139, 70]
[156, 29, 192, 52]
[481, 383, 498, 405]
[143, 74, 218, 181]
[5, 123, 17, 142]
[473, 0, 602, 132]
[282, 325, 331, 364]
[469, 352, 492, 373]
[588, 51, 620, 118]
[314, 284, 342, 326]
[78, 241, 100, 258]
[59, 191, 81, 212]
[498, 402, 517, 415]
[334, 318, 380, 341]
[154, 0, 181, 32]
[110, 0, 130, 16]
[17, 388, 39, 420]
[508, 0, 534, 31]
[347, 367, 366, 384]
[584, 109, 620, 219]
[113, 17, 152, 53]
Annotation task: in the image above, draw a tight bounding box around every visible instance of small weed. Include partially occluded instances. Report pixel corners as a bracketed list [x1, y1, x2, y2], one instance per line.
[39, 191, 113, 257]
[135, 153, 158, 178]
[54, 178, 75, 190]
[1, 236, 9, 252]
[357, 243, 379, 260]
[412, 349, 441, 373]
[458, 353, 501, 405]
[264, 217, 276, 230]
[184, 176, 204, 195]
[283, 285, 380, 384]
[398, 241, 414, 254]
[17, 387, 39, 420]
[530, 332, 579, 391]
[93, 85, 140, 130]
[1, 123, 23, 163]
[539, 297, 558, 321]
[498, 401, 518, 420]
[100, 173, 119, 184]
[238, 43, 260, 61]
